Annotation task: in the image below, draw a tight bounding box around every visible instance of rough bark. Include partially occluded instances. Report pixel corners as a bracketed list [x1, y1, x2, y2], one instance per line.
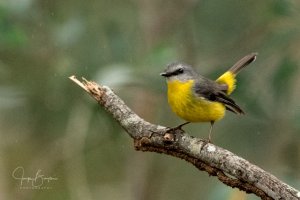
[69, 76, 300, 200]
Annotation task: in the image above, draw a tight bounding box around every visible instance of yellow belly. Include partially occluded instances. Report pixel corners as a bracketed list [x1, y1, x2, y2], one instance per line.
[167, 80, 225, 122]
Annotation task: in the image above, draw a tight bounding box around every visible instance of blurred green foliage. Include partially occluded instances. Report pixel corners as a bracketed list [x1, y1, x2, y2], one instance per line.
[0, 0, 299, 200]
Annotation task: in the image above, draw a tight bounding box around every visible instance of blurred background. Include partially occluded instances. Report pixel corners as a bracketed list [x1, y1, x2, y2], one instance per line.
[0, 0, 299, 199]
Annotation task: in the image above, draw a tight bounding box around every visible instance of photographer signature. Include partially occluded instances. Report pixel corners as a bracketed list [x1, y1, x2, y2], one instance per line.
[12, 166, 58, 187]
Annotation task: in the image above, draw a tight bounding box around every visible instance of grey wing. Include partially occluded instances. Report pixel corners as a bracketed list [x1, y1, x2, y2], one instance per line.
[193, 78, 244, 114]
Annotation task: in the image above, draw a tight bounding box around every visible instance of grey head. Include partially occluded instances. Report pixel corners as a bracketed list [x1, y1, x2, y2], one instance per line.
[160, 62, 198, 82]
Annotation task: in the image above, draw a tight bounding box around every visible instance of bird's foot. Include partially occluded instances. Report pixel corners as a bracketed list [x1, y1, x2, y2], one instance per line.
[165, 122, 190, 134]
[200, 138, 212, 151]
[165, 126, 182, 134]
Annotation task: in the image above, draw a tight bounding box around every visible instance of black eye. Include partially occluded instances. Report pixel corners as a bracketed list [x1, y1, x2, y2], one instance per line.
[177, 68, 184, 73]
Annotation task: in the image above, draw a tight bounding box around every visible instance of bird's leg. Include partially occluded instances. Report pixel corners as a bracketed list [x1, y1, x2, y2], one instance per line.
[174, 122, 190, 130]
[167, 122, 190, 133]
[200, 121, 215, 151]
[208, 121, 215, 142]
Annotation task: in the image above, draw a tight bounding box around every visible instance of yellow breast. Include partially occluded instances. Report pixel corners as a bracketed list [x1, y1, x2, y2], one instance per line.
[167, 80, 226, 122]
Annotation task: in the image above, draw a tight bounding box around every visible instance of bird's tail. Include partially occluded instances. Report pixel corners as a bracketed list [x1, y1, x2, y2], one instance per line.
[216, 53, 257, 95]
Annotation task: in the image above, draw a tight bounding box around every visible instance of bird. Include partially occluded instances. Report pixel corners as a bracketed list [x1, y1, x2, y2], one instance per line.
[160, 53, 257, 142]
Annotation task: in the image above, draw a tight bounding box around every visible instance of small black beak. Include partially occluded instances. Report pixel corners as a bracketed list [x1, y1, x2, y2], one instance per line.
[160, 72, 168, 77]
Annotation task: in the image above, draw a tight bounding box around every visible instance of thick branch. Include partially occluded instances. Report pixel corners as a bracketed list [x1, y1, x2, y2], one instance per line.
[70, 76, 300, 200]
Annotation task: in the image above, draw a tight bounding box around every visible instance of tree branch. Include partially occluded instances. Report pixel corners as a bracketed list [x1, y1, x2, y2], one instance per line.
[69, 75, 300, 200]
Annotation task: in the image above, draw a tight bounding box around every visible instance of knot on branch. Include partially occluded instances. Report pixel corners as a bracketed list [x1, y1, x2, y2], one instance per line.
[134, 130, 177, 151]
